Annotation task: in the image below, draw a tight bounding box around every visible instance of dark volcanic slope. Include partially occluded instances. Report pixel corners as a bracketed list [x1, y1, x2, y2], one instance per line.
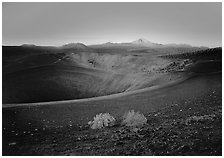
[160, 47, 222, 61]
[2, 45, 221, 104]
[2, 44, 192, 104]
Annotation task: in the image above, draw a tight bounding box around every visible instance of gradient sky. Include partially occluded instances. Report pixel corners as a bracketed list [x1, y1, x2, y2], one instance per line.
[2, 2, 222, 47]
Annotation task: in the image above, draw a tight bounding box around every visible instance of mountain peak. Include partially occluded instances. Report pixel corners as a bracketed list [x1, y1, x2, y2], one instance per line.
[131, 38, 163, 47]
[132, 38, 153, 44]
[103, 42, 115, 45]
[61, 43, 93, 52]
[21, 44, 37, 47]
[62, 43, 88, 49]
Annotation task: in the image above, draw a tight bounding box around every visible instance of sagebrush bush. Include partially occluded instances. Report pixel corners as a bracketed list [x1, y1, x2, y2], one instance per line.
[122, 110, 147, 127]
[88, 113, 116, 129]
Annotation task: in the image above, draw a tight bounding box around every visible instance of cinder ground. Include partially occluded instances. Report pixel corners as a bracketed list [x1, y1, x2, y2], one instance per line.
[3, 71, 221, 155]
[2, 46, 222, 155]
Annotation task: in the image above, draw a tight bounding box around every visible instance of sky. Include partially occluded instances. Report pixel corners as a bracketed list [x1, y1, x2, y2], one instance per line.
[2, 2, 222, 47]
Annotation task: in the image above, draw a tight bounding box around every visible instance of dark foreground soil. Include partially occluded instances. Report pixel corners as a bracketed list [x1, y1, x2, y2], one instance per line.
[3, 78, 222, 155]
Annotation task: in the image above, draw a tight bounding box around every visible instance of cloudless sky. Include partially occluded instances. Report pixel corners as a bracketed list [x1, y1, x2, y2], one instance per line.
[2, 2, 222, 47]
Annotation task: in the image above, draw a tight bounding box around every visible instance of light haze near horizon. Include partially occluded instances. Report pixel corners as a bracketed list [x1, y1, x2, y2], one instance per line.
[2, 2, 222, 47]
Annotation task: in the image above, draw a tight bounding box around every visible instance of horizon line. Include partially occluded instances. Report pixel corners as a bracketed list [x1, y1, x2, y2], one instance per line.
[2, 38, 217, 48]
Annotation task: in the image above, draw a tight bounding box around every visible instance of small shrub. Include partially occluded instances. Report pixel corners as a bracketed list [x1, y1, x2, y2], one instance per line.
[88, 113, 116, 129]
[122, 110, 147, 128]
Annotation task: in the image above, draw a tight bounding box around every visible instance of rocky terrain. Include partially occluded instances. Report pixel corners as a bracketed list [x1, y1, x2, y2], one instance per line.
[3, 85, 221, 155]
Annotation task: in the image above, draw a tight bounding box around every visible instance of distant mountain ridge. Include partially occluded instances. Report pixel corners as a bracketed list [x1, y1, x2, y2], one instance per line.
[16, 38, 209, 49]
[91, 38, 207, 49]
[165, 43, 192, 48]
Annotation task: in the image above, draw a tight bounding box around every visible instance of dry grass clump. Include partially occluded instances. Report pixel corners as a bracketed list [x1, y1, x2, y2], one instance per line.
[121, 110, 147, 128]
[88, 110, 147, 130]
[88, 113, 116, 129]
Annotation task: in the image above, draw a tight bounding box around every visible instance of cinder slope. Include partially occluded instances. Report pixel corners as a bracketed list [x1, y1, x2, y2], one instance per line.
[3, 44, 186, 104]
